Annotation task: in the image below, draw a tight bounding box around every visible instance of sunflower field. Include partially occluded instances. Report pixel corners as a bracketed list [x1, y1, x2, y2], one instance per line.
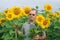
[0, 4, 60, 40]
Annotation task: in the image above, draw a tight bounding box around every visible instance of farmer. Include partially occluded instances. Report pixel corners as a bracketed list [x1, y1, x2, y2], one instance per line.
[13, 9, 46, 40]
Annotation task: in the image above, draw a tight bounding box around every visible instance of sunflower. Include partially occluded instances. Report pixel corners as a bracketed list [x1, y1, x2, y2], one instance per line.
[56, 12, 60, 17]
[23, 6, 31, 16]
[36, 15, 45, 25]
[40, 18, 50, 29]
[4, 9, 9, 16]
[44, 4, 52, 12]
[10, 6, 22, 18]
[47, 13, 56, 18]
[6, 13, 14, 21]
[0, 18, 6, 24]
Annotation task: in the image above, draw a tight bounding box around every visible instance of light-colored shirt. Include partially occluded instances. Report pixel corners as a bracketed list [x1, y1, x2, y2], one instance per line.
[22, 21, 46, 40]
[22, 21, 36, 37]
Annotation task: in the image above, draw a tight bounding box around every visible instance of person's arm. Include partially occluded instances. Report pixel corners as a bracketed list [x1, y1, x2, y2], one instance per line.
[13, 24, 22, 35]
[17, 28, 22, 35]
[17, 24, 25, 35]
[40, 31, 46, 40]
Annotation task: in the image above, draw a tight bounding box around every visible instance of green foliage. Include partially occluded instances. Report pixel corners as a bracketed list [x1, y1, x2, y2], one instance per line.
[0, 15, 28, 40]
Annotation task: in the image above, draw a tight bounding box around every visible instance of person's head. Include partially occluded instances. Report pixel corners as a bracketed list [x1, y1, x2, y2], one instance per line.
[29, 9, 37, 21]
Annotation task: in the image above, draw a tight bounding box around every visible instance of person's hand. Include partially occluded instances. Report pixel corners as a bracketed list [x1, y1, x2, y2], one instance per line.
[33, 34, 40, 40]
[41, 35, 46, 40]
[17, 30, 22, 35]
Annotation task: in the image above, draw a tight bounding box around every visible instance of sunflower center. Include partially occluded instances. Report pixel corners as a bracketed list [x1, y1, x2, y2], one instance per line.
[57, 13, 60, 16]
[8, 14, 12, 18]
[5, 10, 8, 13]
[38, 17, 43, 22]
[1, 19, 5, 23]
[47, 6, 51, 10]
[43, 20, 48, 25]
[25, 10, 30, 14]
[14, 8, 20, 15]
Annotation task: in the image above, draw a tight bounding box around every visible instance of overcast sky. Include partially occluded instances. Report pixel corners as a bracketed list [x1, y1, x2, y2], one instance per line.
[0, 0, 60, 12]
